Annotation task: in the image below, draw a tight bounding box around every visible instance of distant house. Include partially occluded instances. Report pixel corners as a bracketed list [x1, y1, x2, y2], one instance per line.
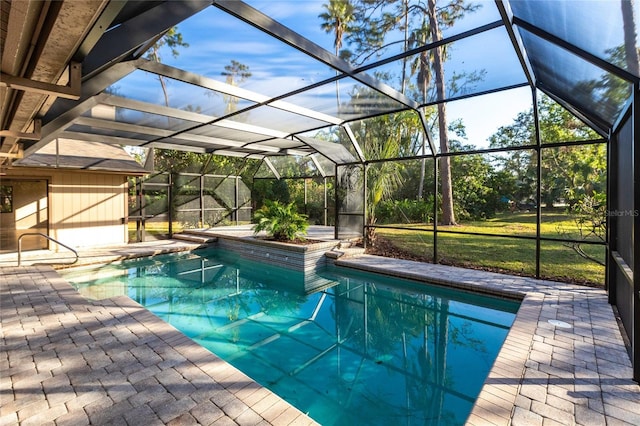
[0, 139, 146, 253]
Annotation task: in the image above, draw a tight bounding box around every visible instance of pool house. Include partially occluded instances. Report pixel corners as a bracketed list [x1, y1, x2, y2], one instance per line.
[1, 1, 640, 425]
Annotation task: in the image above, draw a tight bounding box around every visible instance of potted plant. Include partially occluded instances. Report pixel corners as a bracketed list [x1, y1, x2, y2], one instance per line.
[252, 200, 309, 242]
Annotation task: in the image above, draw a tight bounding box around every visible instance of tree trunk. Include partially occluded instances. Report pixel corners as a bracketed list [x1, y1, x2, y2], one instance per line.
[401, 0, 409, 94]
[417, 134, 426, 200]
[622, 0, 640, 76]
[428, 0, 456, 225]
[335, 45, 342, 112]
[418, 44, 429, 201]
[438, 106, 456, 225]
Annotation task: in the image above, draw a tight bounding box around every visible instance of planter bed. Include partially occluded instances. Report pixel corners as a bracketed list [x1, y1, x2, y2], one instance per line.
[215, 234, 339, 272]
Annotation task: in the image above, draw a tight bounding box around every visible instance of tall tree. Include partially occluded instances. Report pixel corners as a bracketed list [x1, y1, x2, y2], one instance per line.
[427, 0, 455, 224]
[489, 95, 601, 207]
[345, 0, 480, 224]
[319, 0, 355, 110]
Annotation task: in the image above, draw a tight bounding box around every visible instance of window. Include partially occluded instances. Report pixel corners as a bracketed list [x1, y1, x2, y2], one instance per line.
[1, 186, 13, 213]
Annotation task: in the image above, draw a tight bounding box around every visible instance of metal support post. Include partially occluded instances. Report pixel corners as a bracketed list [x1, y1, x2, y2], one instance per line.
[632, 83, 640, 382]
[433, 157, 438, 264]
[532, 89, 542, 278]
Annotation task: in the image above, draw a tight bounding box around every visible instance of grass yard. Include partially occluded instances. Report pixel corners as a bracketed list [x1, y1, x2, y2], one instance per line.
[372, 211, 605, 286]
[127, 221, 184, 242]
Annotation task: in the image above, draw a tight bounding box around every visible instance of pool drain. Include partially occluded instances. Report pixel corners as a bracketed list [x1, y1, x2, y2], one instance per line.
[548, 319, 572, 328]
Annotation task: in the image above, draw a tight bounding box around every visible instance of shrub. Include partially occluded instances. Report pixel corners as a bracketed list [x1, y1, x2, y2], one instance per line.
[375, 198, 433, 224]
[253, 200, 309, 241]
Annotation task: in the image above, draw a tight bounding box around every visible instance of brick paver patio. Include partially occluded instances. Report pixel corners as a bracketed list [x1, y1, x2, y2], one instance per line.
[1, 265, 317, 426]
[2, 243, 639, 425]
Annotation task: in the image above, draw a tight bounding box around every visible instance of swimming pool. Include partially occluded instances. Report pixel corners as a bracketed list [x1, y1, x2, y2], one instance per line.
[63, 249, 519, 425]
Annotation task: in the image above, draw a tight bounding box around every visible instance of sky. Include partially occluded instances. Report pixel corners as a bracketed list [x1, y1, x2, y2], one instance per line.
[446, 86, 533, 147]
[111, 0, 627, 151]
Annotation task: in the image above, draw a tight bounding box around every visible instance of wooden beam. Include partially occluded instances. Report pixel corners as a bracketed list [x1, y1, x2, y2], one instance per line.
[0, 62, 81, 99]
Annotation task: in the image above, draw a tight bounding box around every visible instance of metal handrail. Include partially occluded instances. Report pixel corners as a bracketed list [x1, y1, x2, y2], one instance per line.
[18, 233, 79, 266]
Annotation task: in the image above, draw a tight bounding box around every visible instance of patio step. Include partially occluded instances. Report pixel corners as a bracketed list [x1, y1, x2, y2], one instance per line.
[172, 233, 217, 245]
[325, 247, 366, 259]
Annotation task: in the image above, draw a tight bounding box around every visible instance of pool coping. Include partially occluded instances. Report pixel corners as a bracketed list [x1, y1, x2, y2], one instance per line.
[334, 255, 640, 425]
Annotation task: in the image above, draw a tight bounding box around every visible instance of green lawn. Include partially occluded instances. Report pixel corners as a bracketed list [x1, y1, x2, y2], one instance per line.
[372, 211, 605, 286]
[128, 221, 184, 242]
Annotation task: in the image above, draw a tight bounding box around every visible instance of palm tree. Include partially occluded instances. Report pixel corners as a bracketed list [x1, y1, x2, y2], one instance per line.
[409, 18, 435, 201]
[361, 113, 408, 245]
[319, 0, 355, 111]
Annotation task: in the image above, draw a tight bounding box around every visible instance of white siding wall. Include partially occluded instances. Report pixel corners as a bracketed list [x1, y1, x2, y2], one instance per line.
[49, 172, 128, 249]
[4, 169, 129, 250]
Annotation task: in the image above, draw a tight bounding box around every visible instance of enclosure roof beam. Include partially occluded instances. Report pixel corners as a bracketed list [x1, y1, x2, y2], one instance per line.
[57, 131, 149, 147]
[212, 0, 420, 111]
[495, 0, 536, 88]
[74, 116, 191, 137]
[418, 109, 437, 157]
[58, 114, 283, 153]
[538, 84, 609, 137]
[420, 83, 530, 109]
[240, 142, 283, 154]
[310, 154, 327, 178]
[100, 95, 289, 139]
[138, 60, 343, 125]
[58, 120, 293, 159]
[283, 148, 314, 156]
[81, 0, 211, 80]
[42, 59, 142, 126]
[295, 135, 357, 165]
[72, 116, 256, 149]
[101, 95, 215, 123]
[138, 60, 271, 105]
[24, 94, 103, 157]
[263, 157, 281, 179]
[74, 114, 314, 157]
[151, 141, 207, 154]
[210, 150, 265, 160]
[343, 124, 366, 163]
[514, 16, 640, 84]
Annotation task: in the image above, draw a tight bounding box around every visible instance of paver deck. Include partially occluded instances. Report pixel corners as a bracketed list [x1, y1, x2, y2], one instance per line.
[2, 241, 640, 425]
[1, 265, 317, 426]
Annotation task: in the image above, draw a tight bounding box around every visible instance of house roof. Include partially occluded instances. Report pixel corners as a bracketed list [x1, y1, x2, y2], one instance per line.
[1, 1, 637, 173]
[13, 139, 147, 175]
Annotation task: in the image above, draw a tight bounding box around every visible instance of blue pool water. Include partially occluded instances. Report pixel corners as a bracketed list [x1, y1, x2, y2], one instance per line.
[63, 249, 519, 425]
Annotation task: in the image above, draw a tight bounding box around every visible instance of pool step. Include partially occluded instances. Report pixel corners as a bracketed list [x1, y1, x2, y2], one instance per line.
[172, 233, 217, 245]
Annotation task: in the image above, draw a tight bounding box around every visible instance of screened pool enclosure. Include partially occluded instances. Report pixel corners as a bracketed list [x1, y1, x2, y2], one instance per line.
[3, 1, 639, 380]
